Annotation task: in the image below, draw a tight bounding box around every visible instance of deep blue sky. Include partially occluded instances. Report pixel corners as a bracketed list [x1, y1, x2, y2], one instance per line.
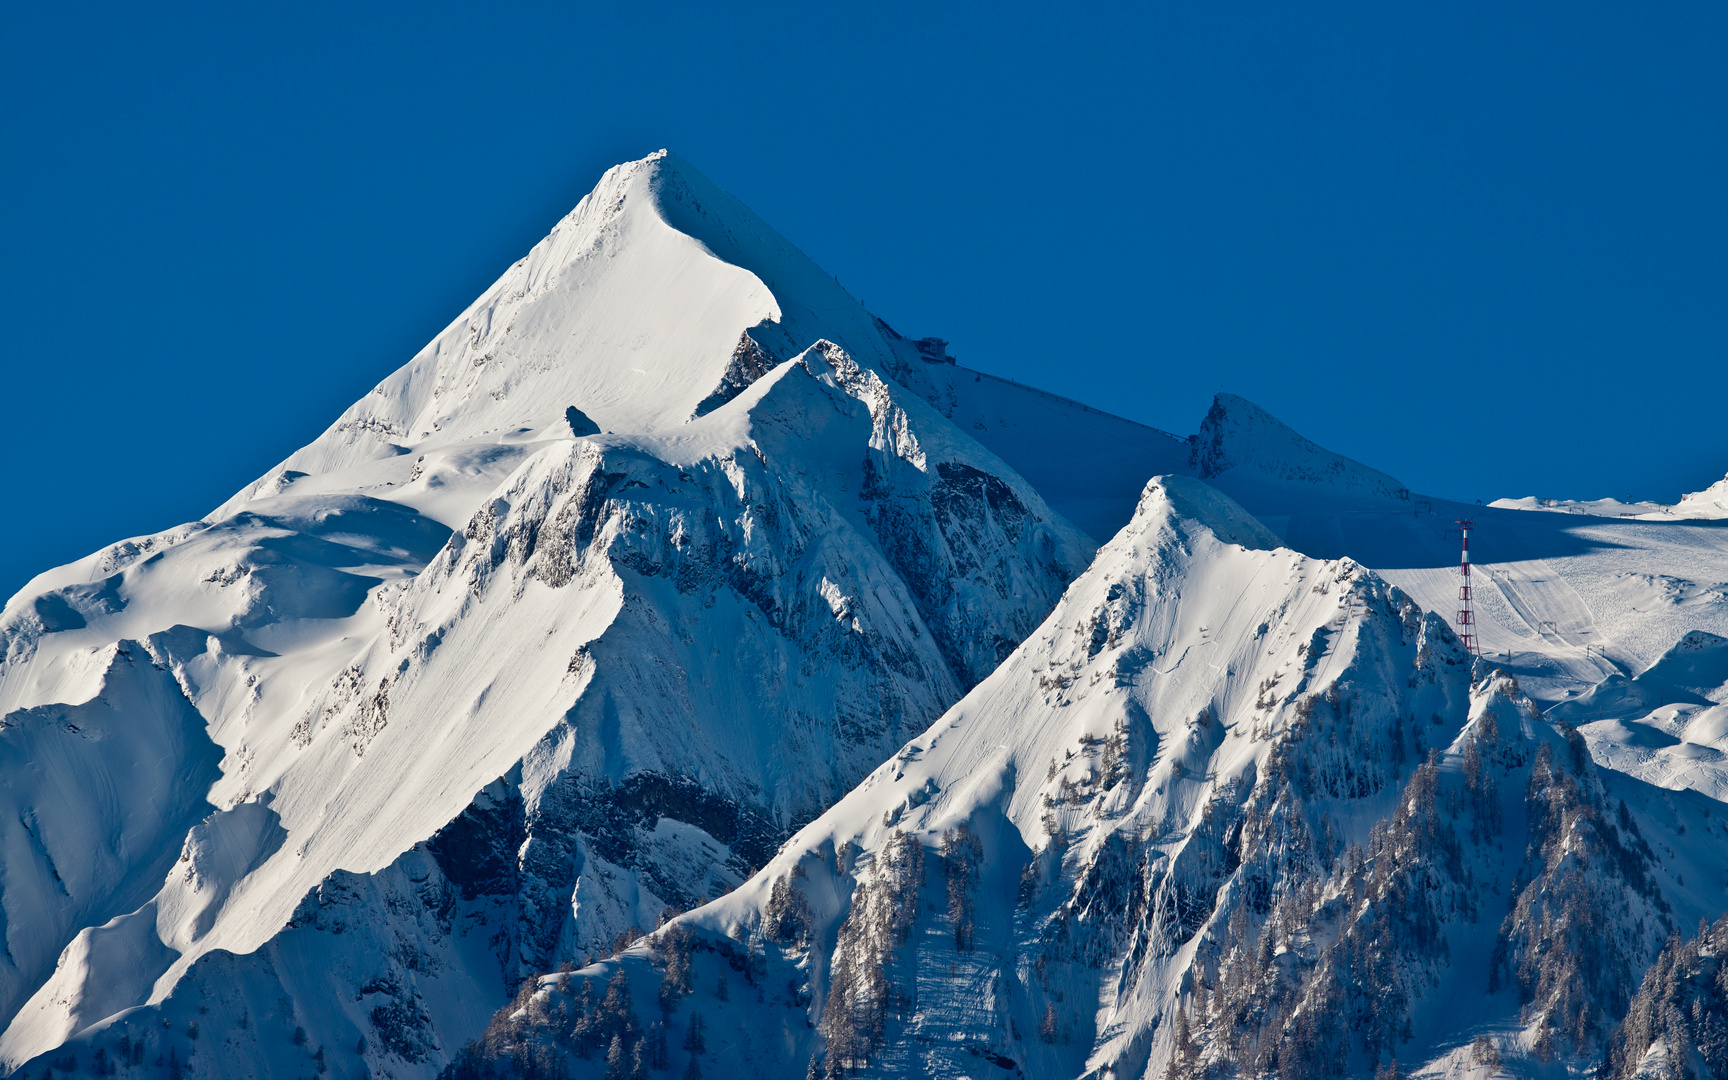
[3, 2, 1724, 599]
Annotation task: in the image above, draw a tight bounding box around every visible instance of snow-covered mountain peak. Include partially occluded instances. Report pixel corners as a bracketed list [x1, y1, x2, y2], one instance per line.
[9, 148, 1725, 1080]
[1191, 392, 1411, 506]
[0, 153, 1110, 1070]
[1677, 472, 1728, 519]
[1124, 473, 1283, 553]
[211, 150, 938, 534]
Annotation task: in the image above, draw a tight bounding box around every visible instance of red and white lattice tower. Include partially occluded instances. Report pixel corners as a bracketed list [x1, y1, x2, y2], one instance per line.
[1455, 518, 1478, 655]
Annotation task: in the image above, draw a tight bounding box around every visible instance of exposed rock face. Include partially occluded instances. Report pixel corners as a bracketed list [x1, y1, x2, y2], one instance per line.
[691, 330, 782, 418]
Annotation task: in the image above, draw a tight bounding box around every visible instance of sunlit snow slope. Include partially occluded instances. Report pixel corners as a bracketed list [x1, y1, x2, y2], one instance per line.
[1491, 472, 1728, 522]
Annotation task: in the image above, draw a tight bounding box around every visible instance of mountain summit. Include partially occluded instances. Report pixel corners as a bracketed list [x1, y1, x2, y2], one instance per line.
[0, 151, 1147, 1075]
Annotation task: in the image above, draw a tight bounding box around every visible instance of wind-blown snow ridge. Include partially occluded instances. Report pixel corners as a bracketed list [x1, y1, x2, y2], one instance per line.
[1678, 474, 1728, 519]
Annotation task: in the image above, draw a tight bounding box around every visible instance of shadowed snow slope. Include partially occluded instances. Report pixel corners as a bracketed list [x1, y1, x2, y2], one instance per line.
[468, 475, 1726, 1080]
[1191, 393, 1411, 511]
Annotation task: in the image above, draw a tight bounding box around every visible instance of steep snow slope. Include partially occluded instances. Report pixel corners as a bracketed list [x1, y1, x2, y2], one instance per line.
[0, 642, 222, 1042]
[880, 349, 1194, 543]
[0, 153, 1117, 1075]
[465, 475, 1725, 1080]
[0, 497, 451, 1057]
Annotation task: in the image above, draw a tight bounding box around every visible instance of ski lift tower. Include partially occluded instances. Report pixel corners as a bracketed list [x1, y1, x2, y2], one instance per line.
[1455, 519, 1478, 655]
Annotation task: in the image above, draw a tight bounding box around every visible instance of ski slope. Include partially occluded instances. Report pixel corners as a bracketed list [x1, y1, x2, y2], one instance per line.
[1175, 394, 1728, 706]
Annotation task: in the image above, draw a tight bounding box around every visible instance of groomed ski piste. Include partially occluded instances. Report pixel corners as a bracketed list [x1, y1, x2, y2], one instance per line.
[0, 150, 1723, 1079]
